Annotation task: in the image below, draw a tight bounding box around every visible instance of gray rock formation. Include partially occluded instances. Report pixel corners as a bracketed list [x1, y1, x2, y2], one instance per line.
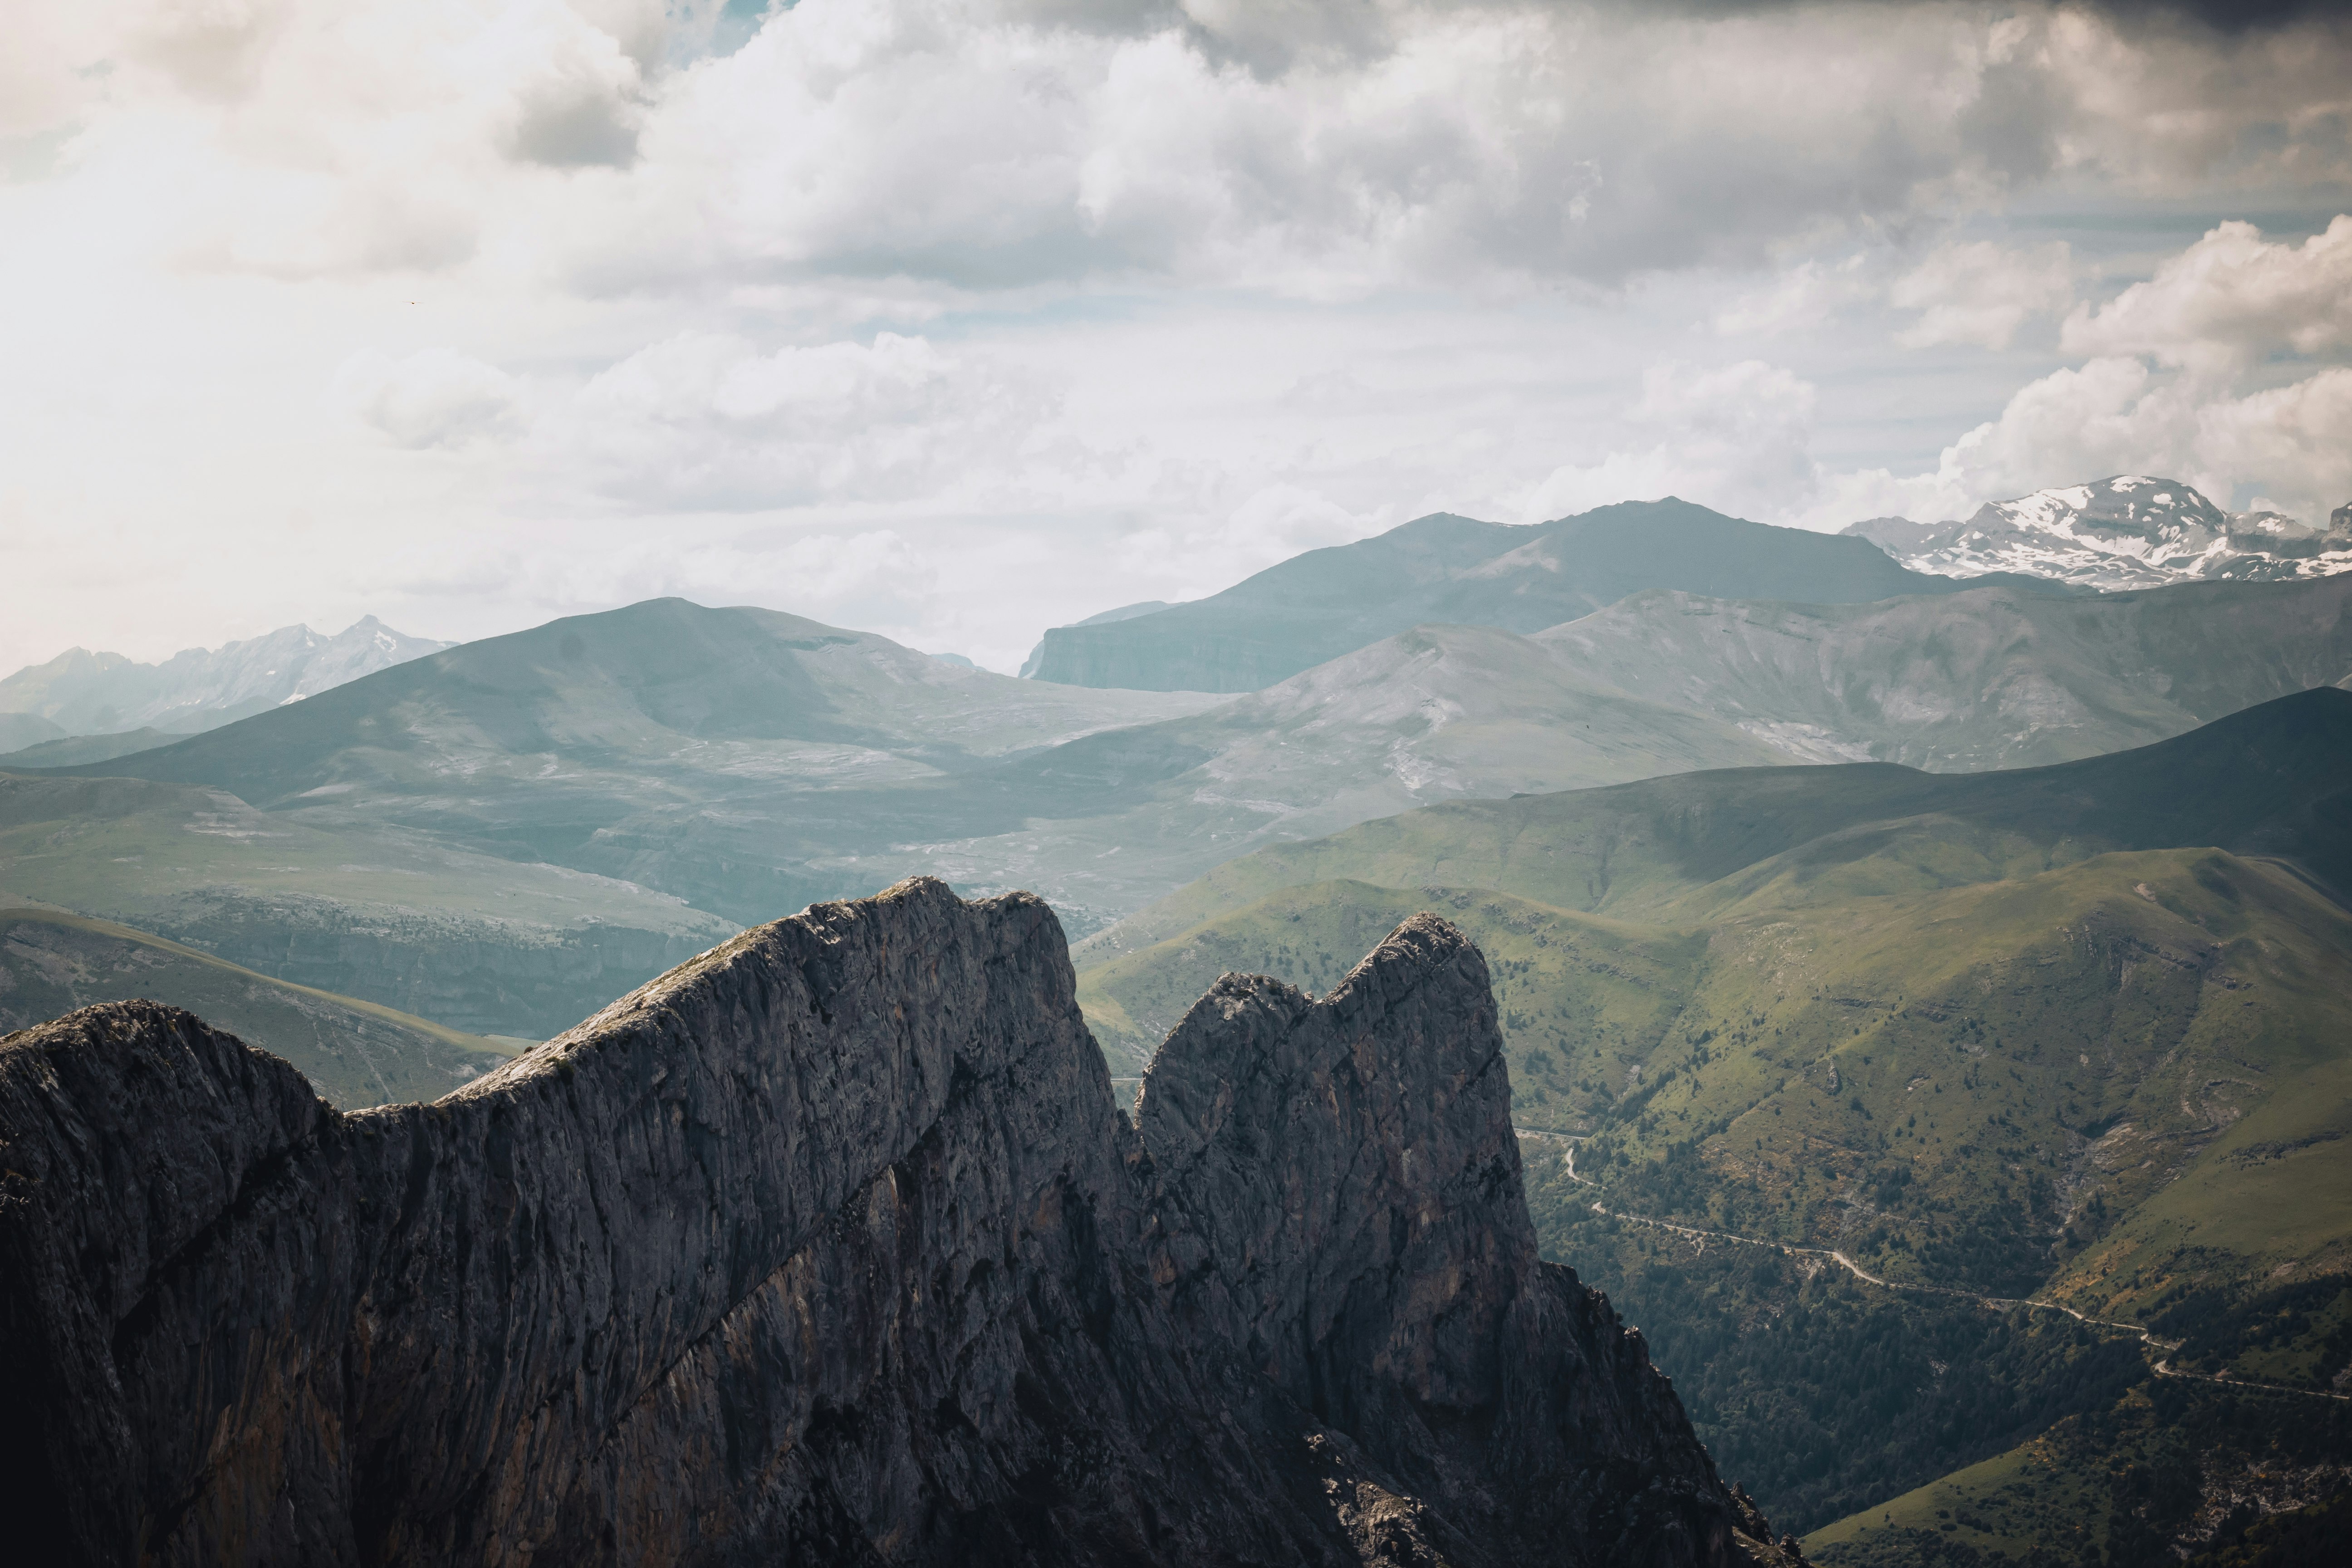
[0, 877, 1789, 1566]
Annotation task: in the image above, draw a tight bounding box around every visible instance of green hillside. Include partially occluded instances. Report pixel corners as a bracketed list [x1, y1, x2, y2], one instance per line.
[0, 770, 735, 1036]
[1026, 498, 2067, 692]
[19, 605, 1788, 966]
[1534, 575, 2352, 772]
[0, 726, 187, 768]
[1078, 690, 2352, 1554]
[0, 907, 515, 1107]
[1802, 1377, 2352, 1567]
[1077, 686, 2352, 961]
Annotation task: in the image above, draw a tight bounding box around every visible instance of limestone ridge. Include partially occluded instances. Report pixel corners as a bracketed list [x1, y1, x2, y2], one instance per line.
[0, 878, 1789, 1566]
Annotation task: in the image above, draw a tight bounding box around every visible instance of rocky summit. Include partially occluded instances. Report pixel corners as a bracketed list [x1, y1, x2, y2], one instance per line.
[1846, 475, 2352, 590]
[0, 877, 1792, 1567]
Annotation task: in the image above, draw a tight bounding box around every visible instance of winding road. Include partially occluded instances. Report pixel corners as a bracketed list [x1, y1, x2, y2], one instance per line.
[1514, 1127, 2351, 1404]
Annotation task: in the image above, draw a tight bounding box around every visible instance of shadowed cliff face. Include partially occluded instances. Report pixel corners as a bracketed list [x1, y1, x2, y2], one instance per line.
[1136, 916, 1771, 1564]
[0, 878, 1789, 1567]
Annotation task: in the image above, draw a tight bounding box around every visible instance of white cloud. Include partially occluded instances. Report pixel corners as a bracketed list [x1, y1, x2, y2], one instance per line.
[338, 345, 526, 448]
[1520, 360, 1819, 521]
[1814, 336, 2352, 530]
[2061, 215, 2352, 372]
[24, 1, 2339, 298]
[1892, 239, 2073, 350]
[1715, 255, 1873, 337]
[547, 331, 1050, 510]
[4, 1, 2352, 676]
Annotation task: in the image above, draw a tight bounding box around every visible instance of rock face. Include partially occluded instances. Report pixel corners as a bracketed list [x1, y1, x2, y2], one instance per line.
[0, 877, 1787, 1566]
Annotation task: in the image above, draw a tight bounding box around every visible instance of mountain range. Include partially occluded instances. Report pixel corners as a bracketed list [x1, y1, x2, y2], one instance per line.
[6, 483, 2352, 1564]
[0, 616, 449, 753]
[10, 500, 2350, 1040]
[1532, 573, 2352, 770]
[1021, 499, 2072, 694]
[1845, 476, 2352, 591]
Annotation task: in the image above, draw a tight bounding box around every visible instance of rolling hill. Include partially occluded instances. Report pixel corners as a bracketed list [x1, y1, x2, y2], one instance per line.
[1534, 573, 2352, 770]
[1077, 686, 2352, 964]
[25, 599, 1227, 933]
[0, 906, 513, 1107]
[920, 622, 1793, 921]
[0, 770, 738, 1037]
[21, 604, 1789, 953]
[1024, 498, 2071, 693]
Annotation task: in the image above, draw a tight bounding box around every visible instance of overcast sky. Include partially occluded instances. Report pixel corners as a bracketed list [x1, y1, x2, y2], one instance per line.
[5, 0, 2351, 674]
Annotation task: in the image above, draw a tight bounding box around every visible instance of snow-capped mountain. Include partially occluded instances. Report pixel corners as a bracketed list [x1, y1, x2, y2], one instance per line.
[1844, 477, 2352, 591]
[0, 617, 452, 738]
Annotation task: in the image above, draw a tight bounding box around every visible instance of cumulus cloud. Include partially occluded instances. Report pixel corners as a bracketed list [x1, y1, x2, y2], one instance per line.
[547, 331, 1050, 509]
[1715, 255, 1873, 337]
[1889, 353, 2352, 524]
[1521, 360, 1819, 520]
[6, 0, 2352, 676]
[15, 2, 2352, 295]
[1892, 239, 2074, 349]
[2062, 215, 2352, 372]
[338, 346, 525, 449]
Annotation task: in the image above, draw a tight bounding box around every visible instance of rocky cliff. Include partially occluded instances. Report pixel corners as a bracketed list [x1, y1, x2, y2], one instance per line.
[0, 877, 1792, 1566]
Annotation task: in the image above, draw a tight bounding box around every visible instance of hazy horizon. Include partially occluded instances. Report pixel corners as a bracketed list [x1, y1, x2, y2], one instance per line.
[7, 0, 2351, 674]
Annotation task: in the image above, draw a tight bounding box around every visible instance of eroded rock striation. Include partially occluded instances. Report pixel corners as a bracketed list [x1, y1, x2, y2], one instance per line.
[0, 877, 1789, 1566]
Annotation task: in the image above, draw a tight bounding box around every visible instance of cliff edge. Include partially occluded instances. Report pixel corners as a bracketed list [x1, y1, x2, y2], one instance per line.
[0, 877, 1791, 1566]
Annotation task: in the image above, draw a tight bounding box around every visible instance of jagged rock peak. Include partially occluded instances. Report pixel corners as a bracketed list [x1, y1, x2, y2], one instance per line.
[0, 878, 1789, 1567]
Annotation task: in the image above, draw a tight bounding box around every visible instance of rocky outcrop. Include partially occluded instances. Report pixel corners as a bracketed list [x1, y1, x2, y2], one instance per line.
[1134, 914, 1772, 1564]
[0, 877, 1788, 1566]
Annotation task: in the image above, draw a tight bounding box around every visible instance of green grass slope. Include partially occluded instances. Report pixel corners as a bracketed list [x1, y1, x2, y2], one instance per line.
[0, 907, 515, 1107]
[1534, 575, 2352, 772]
[1079, 879, 1704, 1081]
[1077, 686, 2352, 962]
[0, 770, 737, 1036]
[1803, 1379, 2352, 1567]
[38, 598, 1225, 929]
[0, 727, 188, 768]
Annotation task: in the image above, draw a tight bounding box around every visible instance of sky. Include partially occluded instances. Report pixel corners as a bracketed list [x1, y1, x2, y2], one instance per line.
[5, 0, 2352, 675]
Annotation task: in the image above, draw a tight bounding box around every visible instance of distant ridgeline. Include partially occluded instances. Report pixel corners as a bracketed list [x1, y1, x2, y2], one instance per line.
[1847, 475, 2352, 593]
[3, 499, 2350, 1053]
[0, 616, 450, 761]
[1074, 690, 2352, 1562]
[1020, 499, 2077, 694]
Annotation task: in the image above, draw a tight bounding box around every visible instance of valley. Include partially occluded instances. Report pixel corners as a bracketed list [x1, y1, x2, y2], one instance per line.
[22, 10, 2352, 1559]
[1073, 689, 2352, 1561]
[5, 490, 2352, 1565]
[0, 906, 515, 1107]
